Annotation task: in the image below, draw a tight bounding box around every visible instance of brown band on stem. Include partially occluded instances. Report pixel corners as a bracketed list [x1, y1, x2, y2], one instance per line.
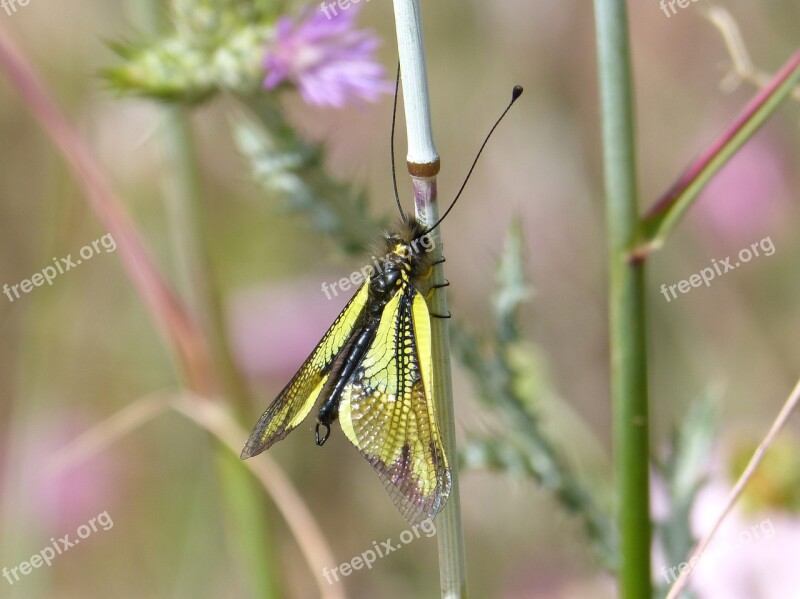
[407, 157, 440, 178]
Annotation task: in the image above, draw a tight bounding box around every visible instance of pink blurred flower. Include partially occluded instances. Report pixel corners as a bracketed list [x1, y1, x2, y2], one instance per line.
[15, 415, 119, 530]
[688, 481, 800, 598]
[263, 6, 393, 108]
[657, 440, 800, 598]
[229, 279, 349, 381]
[692, 138, 791, 241]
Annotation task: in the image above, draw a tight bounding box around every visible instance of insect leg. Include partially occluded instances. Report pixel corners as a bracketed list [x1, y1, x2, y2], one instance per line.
[315, 422, 331, 446]
[315, 321, 378, 445]
[425, 279, 450, 301]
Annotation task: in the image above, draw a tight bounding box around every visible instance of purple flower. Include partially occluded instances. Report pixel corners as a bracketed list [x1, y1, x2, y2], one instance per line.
[263, 6, 393, 108]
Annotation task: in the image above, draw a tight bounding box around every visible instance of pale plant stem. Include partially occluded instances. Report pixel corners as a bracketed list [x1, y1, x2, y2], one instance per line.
[703, 6, 800, 101]
[172, 397, 345, 599]
[158, 100, 281, 599]
[159, 108, 254, 415]
[44, 392, 173, 476]
[391, 1, 467, 597]
[46, 391, 344, 599]
[666, 378, 800, 599]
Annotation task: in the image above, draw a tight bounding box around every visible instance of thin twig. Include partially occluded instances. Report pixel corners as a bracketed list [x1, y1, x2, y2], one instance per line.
[44, 392, 173, 476]
[703, 6, 800, 101]
[665, 378, 800, 599]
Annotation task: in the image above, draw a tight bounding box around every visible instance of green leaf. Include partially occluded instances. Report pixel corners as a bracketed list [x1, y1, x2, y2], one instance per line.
[232, 103, 384, 254]
[453, 222, 617, 570]
[653, 394, 718, 598]
[492, 218, 533, 343]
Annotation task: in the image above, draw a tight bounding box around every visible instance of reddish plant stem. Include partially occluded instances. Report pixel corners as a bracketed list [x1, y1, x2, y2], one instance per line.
[646, 50, 800, 220]
[0, 27, 215, 395]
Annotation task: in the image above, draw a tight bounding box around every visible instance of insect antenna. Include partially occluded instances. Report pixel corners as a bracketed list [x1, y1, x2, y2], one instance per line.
[390, 62, 405, 219]
[423, 85, 524, 234]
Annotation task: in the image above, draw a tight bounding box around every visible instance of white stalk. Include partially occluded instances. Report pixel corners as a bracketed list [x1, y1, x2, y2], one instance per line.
[391, 2, 467, 598]
[391, 0, 439, 169]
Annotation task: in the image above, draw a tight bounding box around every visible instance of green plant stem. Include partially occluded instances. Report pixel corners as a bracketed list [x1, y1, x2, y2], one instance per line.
[159, 109, 253, 415]
[131, 3, 278, 597]
[592, 1, 651, 597]
[159, 106, 278, 599]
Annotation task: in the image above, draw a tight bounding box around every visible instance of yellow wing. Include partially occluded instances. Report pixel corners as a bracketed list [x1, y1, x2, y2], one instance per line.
[338, 282, 451, 523]
[241, 283, 370, 459]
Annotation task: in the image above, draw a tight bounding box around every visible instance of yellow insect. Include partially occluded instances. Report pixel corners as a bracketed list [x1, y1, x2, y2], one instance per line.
[241, 215, 450, 522]
[240, 83, 522, 523]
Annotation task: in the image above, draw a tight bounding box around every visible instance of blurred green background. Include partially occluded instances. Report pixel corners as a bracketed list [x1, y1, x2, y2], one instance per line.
[1, 1, 798, 597]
